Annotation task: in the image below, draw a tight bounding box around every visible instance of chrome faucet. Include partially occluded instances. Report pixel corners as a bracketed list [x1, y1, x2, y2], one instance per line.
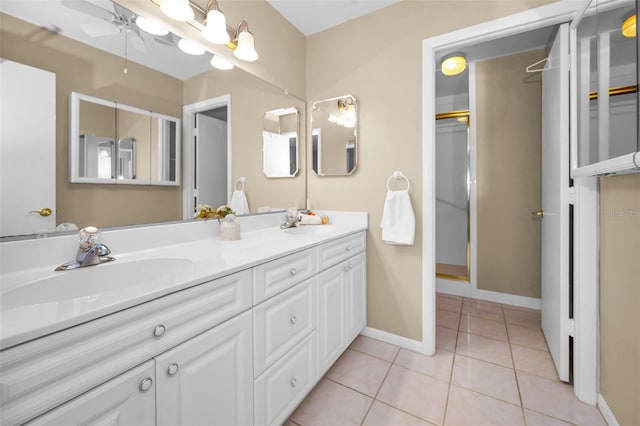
[55, 227, 115, 271]
[280, 207, 301, 229]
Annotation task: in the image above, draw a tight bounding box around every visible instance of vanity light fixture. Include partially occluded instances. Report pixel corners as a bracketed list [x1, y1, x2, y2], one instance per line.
[441, 54, 467, 76]
[622, 14, 636, 38]
[233, 21, 259, 62]
[135, 16, 169, 36]
[210, 54, 234, 70]
[178, 38, 205, 55]
[202, 0, 230, 44]
[160, 0, 194, 22]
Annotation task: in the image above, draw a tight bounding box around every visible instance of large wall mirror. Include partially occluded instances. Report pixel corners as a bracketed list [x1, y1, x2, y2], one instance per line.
[311, 95, 358, 176]
[262, 107, 299, 178]
[0, 0, 305, 239]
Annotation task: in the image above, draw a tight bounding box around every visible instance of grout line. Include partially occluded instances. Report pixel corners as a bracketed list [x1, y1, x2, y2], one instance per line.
[441, 296, 464, 426]
[504, 303, 528, 426]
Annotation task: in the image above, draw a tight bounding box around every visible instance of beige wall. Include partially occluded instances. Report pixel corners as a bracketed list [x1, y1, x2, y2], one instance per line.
[476, 49, 543, 298]
[599, 174, 640, 426]
[0, 13, 183, 230]
[306, 0, 556, 340]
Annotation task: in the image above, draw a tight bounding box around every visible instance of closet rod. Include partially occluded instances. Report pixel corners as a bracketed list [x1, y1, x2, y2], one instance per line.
[435, 110, 469, 120]
[589, 84, 637, 100]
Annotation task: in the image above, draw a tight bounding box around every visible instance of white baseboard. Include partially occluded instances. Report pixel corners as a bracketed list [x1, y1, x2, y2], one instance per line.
[360, 326, 426, 354]
[435, 279, 541, 310]
[436, 278, 472, 297]
[597, 394, 620, 426]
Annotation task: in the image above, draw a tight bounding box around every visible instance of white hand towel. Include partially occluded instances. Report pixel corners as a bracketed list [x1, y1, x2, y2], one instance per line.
[380, 189, 415, 245]
[230, 190, 250, 215]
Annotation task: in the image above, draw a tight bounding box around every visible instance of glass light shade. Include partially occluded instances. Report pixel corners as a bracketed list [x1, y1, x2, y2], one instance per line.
[328, 114, 338, 123]
[135, 16, 169, 36]
[178, 39, 205, 55]
[160, 0, 194, 22]
[202, 9, 230, 44]
[441, 55, 466, 76]
[234, 31, 258, 62]
[622, 14, 636, 38]
[210, 55, 234, 70]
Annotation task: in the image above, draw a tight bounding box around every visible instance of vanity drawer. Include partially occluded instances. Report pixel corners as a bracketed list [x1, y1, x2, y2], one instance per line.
[254, 332, 317, 426]
[253, 277, 317, 377]
[317, 232, 366, 270]
[0, 270, 251, 426]
[253, 248, 317, 304]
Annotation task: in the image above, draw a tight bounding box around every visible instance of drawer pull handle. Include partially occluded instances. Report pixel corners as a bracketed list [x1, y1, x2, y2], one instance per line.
[290, 268, 297, 276]
[167, 363, 180, 376]
[290, 316, 297, 325]
[153, 324, 166, 337]
[139, 377, 153, 392]
[290, 377, 297, 388]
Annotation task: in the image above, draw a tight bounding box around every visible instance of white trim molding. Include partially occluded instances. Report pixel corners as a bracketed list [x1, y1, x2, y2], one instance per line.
[360, 327, 425, 354]
[598, 394, 620, 426]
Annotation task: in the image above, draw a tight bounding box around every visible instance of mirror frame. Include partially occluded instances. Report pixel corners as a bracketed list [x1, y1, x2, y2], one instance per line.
[311, 95, 358, 177]
[69, 92, 181, 186]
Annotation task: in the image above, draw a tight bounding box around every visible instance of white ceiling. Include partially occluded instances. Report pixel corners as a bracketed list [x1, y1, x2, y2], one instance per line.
[266, 0, 402, 36]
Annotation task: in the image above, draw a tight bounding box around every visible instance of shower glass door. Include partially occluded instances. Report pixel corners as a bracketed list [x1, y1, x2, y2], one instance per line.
[435, 112, 470, 281]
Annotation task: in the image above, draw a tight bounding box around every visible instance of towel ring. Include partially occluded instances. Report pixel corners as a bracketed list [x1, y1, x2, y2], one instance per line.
[386, 171, 410, 191]
[235, 177, 245, 191]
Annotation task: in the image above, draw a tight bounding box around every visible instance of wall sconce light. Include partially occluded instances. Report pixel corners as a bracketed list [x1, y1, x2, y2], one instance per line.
[233, 21, 258, 62]
[159, 0, 194, 22]
[211, 54, 234, 70]
[135, 16, 169, 35]
[622, 14, 636, 38]
[178, 38, 205, 55]
[202, 0, 230, 44]
[441, 54, 467, 76]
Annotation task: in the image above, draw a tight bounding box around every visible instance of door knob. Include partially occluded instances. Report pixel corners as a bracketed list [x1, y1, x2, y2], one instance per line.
[29, 208, 52, 217]
[531, 210, 544, 218]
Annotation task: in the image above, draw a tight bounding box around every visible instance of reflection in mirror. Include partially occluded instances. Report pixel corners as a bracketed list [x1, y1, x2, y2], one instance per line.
[311, 95, 358, 176]
[262, 107, 299, 178]
[575, 0, 638, 167]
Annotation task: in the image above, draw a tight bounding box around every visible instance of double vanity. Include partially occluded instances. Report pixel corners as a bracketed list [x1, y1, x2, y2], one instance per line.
[0, 211, 368, 425]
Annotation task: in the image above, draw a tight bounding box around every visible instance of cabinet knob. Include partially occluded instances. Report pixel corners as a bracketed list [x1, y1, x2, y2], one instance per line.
[290, 268, 297, 276]
[344, 265, 350, 271]
[345, 246, 351, 251]
[139, 377, 153, 392]
[348, 263, 353, 270]
[153, 324, 166, 337]
[290, 315, 297, 325]
[290, 377, 297, 388]
[167, 363, 180, 376]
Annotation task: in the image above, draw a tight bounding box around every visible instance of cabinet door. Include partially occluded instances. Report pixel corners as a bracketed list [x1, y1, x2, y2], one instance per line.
[345, 252, 367, 343]
[317, 265, 346, 375]
[155, 311, 253, 426]
[27, 360, 156, 426]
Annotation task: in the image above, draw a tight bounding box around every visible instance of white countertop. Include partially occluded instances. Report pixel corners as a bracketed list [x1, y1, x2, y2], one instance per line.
[0, 211, 367, 350]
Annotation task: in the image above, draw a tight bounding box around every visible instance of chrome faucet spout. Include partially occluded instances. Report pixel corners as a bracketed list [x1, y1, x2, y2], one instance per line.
[55, 227, 115, 271]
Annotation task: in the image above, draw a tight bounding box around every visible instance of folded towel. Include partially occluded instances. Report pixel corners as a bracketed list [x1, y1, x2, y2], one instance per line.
[230, 190, 250, 215]
[380, 189, 415, 245]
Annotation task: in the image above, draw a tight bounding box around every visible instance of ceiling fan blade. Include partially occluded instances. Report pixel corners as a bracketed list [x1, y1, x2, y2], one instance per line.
[129, 30, 148, 54]
[60, 0, 115, 22]
[80, 22, 120, 37]
[152, 33, 176, 47]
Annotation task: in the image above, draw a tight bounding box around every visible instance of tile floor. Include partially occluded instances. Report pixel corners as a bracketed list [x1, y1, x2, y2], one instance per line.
[287, 294, 607, 426]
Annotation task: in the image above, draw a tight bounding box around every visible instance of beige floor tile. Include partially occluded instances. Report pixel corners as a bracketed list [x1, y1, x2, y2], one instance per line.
[451, 354, 520, 405]
[283, 421, 300, 426]
[459, 314, 508, 341]
[377, 365, 449, 425]
[393, 348, 454, 382]
[461, 300, 504, 322]
[508, 323, 549, 351]
[511, 344, 559, 381]
[350, 335, 400, 362]
[290, 379, 372, 426]
[503, 306, 542, 329]
[436, 326, 458, 353]
[327, 349, 391, 397]
[362, 401, 435, 426]
[436, 294, 463, 313]
[524, 409, 574, 426]
[445, 385, 524, 426]
[518, 372, 607, 426]
[437, 309, 460, 329]
[456, 332, 513, 367]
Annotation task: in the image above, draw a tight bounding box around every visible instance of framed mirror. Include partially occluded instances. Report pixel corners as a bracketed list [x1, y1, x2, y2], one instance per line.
[311, 95, 358, 176]
[262, 107, 299, 178]
[70, 92, 180, 185]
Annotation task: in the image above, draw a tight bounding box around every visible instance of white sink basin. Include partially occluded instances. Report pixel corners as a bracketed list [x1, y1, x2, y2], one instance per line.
[1, 258, 193, 307]
[283, 225, 337, 235]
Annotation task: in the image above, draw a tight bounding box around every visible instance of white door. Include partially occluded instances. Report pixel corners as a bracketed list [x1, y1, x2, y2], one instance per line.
[155, 311, 253, 426]
[0, 59, 56, 236]
[195, 111, 228, 208]
[541, 23, 570, 383]
[28, 360, 156, 425]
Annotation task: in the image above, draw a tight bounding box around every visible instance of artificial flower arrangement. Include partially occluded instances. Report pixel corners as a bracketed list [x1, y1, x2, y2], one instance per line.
[193, 204, 236, 221]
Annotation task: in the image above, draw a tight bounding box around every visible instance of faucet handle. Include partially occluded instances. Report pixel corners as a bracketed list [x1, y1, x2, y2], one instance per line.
[79, 226, 101, 247]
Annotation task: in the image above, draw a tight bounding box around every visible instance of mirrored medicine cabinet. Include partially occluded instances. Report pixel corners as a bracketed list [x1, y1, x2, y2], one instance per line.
[69, 92, 180, 186]
[262, 107, 299, 178]
[311, 95, 358, 176]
